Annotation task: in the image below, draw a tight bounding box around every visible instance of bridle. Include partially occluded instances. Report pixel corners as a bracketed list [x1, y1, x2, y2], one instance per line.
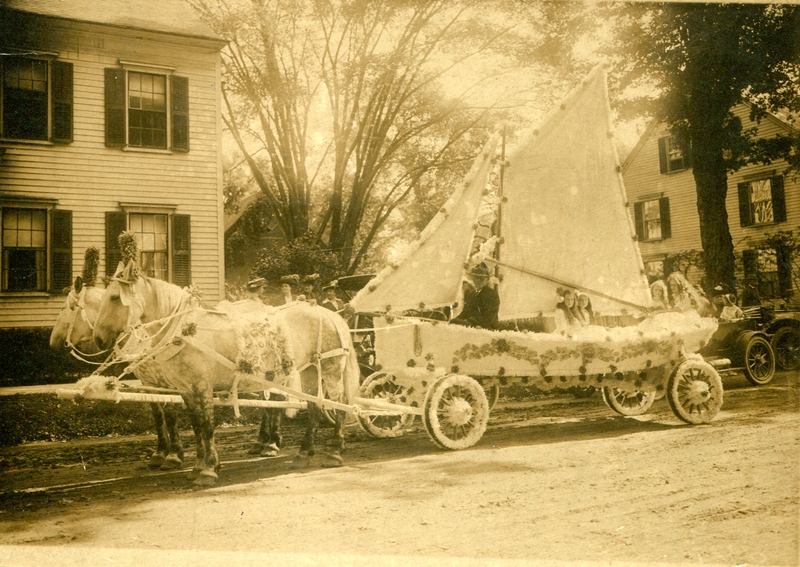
[62, 287, 112, 364]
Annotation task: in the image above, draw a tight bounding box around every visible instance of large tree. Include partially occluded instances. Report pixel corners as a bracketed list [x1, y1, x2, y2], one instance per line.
[602, 3, 800, 290]
[189, 0, 518, 274]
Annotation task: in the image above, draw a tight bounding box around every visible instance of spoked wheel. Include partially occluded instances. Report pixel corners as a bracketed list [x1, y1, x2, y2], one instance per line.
[601, 386, 655, 416]
[357, 372, 414, 438]
[667, 359, 723, 424]
[484, 384, 501, 410]
[423, 374, 489, 450]
[739, 334, 775, 386]
[771, 327, 800, 371]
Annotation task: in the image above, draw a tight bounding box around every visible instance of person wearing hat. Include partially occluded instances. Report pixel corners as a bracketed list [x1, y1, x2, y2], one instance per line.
[246, 277, 267, 302]
[718, 293, 744, 321]
[299, 273, 320, 304]
[451, 262, 499, 329]
[276, 274, 299, 305]
[321, 281, 344, 312]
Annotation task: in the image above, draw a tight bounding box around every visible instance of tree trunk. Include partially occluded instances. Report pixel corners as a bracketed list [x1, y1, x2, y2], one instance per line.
[690, 128, 736, 292]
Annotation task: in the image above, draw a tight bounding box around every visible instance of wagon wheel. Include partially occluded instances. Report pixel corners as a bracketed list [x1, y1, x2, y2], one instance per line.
[771, 327, 800, 371]
[738, 333, 775, 386]
[356, 372, 414, 438]
[601, 385, 655, 416]
[667, 359, 723, 424]
[423, 374, 489, 450]
[484, 384, 501, 410]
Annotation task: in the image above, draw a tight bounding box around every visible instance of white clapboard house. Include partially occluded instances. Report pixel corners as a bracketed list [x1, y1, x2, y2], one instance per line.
[0, 0, 227, 330]
[623, 104, 798, 304]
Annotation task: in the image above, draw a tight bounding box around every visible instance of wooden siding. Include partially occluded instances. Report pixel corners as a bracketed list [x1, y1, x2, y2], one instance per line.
[623, 105, 799, 292]
[0, 15, 224, 328]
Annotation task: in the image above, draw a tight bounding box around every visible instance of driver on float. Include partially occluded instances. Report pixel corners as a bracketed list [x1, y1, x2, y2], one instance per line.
[450, 262, 500, 329]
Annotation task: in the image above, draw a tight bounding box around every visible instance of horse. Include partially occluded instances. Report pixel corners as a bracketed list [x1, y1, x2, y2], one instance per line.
[50, 275, 185, 470]
[92, 260, 360, 486]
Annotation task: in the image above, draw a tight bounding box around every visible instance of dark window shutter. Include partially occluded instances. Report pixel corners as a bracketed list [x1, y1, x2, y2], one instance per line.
[105, 68, 126, 147]
[105, 211, 127, 276]
[633, 201, 645, 240]
[742, 249, 758, 279]
[170, 75, 189, 152]
[51, 61, 73, 144]
[776, 245, 792, 297]
[657, 137, 668, 174]
[171, 214, 191, 287]
[659, 197, 671, 239]
[738, 182, 752, 227]
[50, 209, 72, 293]
[771, 176, 786, 223]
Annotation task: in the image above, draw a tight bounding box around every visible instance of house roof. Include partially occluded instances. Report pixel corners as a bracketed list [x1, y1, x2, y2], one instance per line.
[1, 0, 224, 42]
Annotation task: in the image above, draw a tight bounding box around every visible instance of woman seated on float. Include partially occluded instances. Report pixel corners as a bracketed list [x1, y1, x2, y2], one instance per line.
[576, 292, 594, 326]
[553, 288, 583, 335]
[650, 279, 669, 310]
[665, 272, 713, 317]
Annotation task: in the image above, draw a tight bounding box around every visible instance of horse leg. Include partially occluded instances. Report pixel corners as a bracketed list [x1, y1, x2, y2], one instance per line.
[182, 396, 205, 480]
[160, 404, 184, 471]
[189, 385, 219, 487]
[148, 403, 169, 468]
[247, 406, 269, 455]
[255, 406, 281, 457]
[298, 401, 321, 465]
[321, 408, 346, 468]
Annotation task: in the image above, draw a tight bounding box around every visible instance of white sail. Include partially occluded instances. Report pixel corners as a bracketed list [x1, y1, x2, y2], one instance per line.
[350, 134, 500, 313]
[494, 65, 652, 320]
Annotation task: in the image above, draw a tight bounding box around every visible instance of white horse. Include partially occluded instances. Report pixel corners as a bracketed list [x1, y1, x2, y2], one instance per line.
[92, 260, 360, 486]
[50, 275, 185, 470]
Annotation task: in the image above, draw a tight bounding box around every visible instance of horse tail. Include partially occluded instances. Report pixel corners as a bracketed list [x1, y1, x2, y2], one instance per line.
[327, 309, 360, 405]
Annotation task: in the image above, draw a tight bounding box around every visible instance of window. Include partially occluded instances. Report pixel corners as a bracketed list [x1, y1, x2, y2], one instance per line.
[105, 211, 191, 287]
[2, 208, 46, 290]
[0, 56, 73, 143]
[105, 67, 189, 151]
[0, 205, 72, 293]
[129, 213, 168, 279]
[634, 197, 671, 242]
[738, 176, 787, 227]
[658, 136, 691, 173]
[743, 247, 793, 300]
[645, 259, 664, 280]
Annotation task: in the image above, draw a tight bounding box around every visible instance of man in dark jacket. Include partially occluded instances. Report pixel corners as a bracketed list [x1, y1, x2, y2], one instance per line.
[450, 263, 500, 329]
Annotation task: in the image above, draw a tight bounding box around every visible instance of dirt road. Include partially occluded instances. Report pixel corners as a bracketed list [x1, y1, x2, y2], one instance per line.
[1, 372, 798, 567]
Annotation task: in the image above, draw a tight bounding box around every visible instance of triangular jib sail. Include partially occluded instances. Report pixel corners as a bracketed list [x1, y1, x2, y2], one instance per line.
[350, 134, 500, 313]
[493, 65, 651, 320]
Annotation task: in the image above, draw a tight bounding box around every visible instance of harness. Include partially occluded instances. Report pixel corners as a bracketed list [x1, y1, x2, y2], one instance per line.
[97, 286, 352, 418]
[62, 288, 112, 364]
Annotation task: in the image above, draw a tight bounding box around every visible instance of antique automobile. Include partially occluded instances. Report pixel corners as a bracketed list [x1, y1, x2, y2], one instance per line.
[699, 305, 800, 385]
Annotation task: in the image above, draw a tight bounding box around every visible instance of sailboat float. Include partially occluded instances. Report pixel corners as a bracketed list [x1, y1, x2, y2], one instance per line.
[350, 65, 723, 449]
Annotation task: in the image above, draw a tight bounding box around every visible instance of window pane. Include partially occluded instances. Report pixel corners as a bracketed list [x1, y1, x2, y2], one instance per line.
[18, 231, 31, 247]
[750, 179, 774, 224]
[643, 200, 662, 240]
[2, 57, 49, 140]
[127, 71, 168, 148]
[31, 210, 46, 231]
[3, 229, 16, 247]
[18, 210, 31, 230]
[31, 230, 46, 248]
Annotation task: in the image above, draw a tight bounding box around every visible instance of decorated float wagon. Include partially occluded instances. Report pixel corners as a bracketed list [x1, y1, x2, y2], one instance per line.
[349, 65, 722, 449]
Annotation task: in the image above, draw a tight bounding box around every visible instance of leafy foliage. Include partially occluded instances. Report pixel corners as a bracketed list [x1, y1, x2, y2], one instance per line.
[250, 231, 342, 286]
[597, 3, 800, 290]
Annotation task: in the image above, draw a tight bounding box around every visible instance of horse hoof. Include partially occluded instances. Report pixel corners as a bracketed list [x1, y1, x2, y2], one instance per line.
[321, 453, 344, 468]
[148, 453, 166, 468]
[193, 470, 218, 487]
[188, 468, 202, 480]
[260, 443, 280, 458]
[160, 454, 183, 471]
[247, 442, 264, 455]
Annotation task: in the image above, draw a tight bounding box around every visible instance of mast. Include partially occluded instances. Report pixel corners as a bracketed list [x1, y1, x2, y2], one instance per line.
[493, 125, 507, 283]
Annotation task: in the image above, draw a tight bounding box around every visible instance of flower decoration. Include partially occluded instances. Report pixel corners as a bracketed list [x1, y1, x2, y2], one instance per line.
[82, 247, 100, 286]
